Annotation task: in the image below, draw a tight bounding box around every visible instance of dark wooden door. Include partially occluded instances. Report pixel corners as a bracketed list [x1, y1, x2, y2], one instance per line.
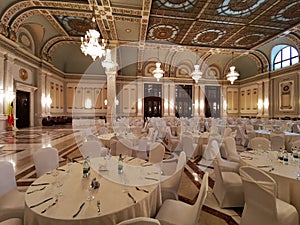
[16, 90, 30, 128]
[205, 86, 220, 118]
[144, 84, 162, 120]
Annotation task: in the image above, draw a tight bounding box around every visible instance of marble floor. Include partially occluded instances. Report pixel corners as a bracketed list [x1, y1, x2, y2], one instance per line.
[0, 125, 242, 225]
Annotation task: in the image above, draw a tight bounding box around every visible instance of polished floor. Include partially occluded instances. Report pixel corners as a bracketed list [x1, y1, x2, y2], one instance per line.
[0, 125, 241, 225]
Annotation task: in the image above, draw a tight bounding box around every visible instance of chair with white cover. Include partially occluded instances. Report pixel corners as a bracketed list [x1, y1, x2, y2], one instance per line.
[116, 139, 133, 157]
[80, 140, 106, 158]
[223, 136, 240, 163]
[213, 155, 244, 208]
[239, 166, 298, 225]
[0, 218, 23, 225]
[134, 137, 149, 159]
[161, 151, 186, 201]
[155, 172, 209, 225]
[0, 161, 25, 222]
[181, 134, 198, 160]
[270, 132, 285, 151]
[202, 137, 220, 161]
[248, 137, 271, 151]
[223, 127, 233, 137]
[117, 217, 161, 225]
[33, 147, 59, 177]
[148, 143, 165, 164]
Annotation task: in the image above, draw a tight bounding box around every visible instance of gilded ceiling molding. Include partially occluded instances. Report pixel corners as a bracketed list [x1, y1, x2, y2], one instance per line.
[247, 53, 264, 74]
[97, 0, 116, 40]
[111, 7, 142, 17]
[174, 60, 193, 78]
[139, 0, 152, 42]
[250, 51, 269, 73]
[42, 37, 78, 62]
[1, 1, 34, 25]
[286, 33, 300, 51]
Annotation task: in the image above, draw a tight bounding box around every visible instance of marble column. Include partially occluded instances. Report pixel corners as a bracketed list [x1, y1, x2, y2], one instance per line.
[137, 81, 143, 117]
[257, 81, 263, 117]
[105, 69, 117, 126]
[194, 84, 199, 117]
[163, 83, 169, 117]
[199, 84, 205, 117]
[263, 80, 270, 118]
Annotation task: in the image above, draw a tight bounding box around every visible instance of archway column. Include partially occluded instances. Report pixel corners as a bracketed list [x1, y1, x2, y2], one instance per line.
[105, 69, 117, 127]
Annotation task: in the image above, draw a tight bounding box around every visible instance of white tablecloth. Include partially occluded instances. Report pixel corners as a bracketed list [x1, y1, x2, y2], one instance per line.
[241, 151, 300, 224]
[24, 163, 161, 225]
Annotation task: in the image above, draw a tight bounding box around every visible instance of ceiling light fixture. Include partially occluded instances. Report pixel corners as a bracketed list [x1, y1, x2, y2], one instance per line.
[80, 1, 106, 61]
[152, 46, 164, 81]
[190, 49, 202, 83]
[226, 52, 239, 84]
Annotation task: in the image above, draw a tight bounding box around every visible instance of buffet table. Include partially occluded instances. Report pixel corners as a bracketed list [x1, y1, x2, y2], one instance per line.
[24, 160, 161, 225]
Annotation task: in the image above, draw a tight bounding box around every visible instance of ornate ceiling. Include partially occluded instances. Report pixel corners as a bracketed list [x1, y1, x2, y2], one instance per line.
[0, 0, 299, 74]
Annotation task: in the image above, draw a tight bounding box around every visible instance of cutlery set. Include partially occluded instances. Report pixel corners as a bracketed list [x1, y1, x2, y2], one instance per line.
[27, 186, 46, 194]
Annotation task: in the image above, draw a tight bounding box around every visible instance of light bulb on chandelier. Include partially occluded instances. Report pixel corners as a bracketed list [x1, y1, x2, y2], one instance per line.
[226, 52, 240, 84]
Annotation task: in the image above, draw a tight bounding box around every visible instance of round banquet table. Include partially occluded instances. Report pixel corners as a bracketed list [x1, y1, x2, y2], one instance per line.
[240, 150, 300, 224]
[24, 161, 161, 225]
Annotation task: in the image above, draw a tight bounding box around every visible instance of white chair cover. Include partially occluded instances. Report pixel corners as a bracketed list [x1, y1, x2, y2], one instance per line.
[248, 137, 271, 151]
[212, 157, 244, 208]
[0, 218, 23, 225]
[117, 217, 161, 225]
[116, 139, 133, 157]
[0, 161, 25, 221]
[239, 166, 299, 225]
[135, 138, 148, 159]
[161, 151, 186, 201]
[156, 172, 209, 225]
[33, 147, 59, 177]
[223, 127, 233, 137]
[80, 140, 105, 158]
[223, 136, 240, 162]
[149, 143, 165, 164]
[202, 138, 220, 161]
[270, 132, 285, 151]
[181, 135, 198, 160]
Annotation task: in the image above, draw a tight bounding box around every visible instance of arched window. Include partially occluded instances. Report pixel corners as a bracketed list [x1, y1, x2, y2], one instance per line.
[273, 45, 299, 70]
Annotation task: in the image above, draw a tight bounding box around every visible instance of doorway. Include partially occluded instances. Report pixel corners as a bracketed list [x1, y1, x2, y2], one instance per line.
[16, 90, 30, 128]
[144, 84, 162, 120]
[205, 86, 221, 118]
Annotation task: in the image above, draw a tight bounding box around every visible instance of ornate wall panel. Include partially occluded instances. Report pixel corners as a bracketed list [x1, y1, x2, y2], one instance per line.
[226, 87, 238, 113]
[279, 81, 294, 111]
[240, 85, 258, 114]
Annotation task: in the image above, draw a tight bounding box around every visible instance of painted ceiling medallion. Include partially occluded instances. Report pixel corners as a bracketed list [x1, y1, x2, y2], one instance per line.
[234, 34, 265, 47]
[155, 0, 197, 10]
[217, 0, 266, 17]
[193, 29, 225, 44]
[272, 2, 300, 22]
[148, 24, 179, 41]
[56, 16, 92, 36]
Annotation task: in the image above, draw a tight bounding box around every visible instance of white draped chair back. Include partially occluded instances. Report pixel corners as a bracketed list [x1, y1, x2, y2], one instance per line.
[33, 147, 59, 177]
[223, 136, 240, 162]
[116, 139, 133, 157]
[0, 218, 23, 225]
[135, 137, 148, 159]
[117, 217, 161, 225]
[223, 127, 233, 137]
[239, 166, 299, 225]
[213, 155, 244, 208]
[80, 140, 105, 158]
[0, 161, 25, 221]
[155, 172, 209, 225]
[148, 143, 165, 164]
[161, 151, 186, 201]
[181, 134, 197, 160]
[270, 132, 285, 151]
[248, 137, 271, 151]
[202, 137, 220, 161]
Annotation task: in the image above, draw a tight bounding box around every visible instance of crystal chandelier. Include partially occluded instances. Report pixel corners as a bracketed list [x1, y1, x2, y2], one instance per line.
[190, 50, 202, 83]
[153, 46, 164, 81]
[226, 52, 240, 84]
[80, 2, 106, 61]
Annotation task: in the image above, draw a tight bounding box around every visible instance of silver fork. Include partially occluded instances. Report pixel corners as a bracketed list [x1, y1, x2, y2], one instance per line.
[97, 200, 101, 215]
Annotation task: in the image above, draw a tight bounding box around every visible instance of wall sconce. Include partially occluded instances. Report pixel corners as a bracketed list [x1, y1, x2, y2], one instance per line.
[115, 98, 119, 106]
[200, 100, 204, 111]
[257, 99, 263, 110]
[194, 100, 199, 111]
[46, 95, 52, 107]
[104, 99, 108, 106]
[264, 99, 269, 109]
[6, 91, 15, 102]
[138, 99, 142, 111]
[223, 100, 227, 111]
[85, 98, 92, 109]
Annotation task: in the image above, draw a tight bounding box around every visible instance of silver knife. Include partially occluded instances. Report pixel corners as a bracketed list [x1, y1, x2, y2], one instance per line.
[144, 177, 159, 181]
[73, 202, 85, 218]
[29, 197, 53, 208]
[41, 198, 58, 213]
[127, 192, 136, 204]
